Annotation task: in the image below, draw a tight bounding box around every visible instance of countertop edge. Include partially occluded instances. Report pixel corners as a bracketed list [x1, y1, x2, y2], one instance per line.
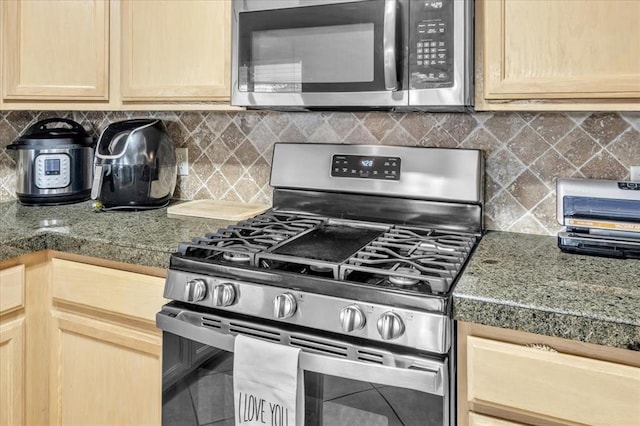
[452, 294, 640, 351]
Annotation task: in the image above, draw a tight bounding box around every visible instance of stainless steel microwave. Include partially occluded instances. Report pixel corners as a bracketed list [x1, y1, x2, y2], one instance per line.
[231, 0, 473, 111]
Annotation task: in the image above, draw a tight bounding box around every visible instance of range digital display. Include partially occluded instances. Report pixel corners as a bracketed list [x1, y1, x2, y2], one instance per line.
[331, 155, 401, 180]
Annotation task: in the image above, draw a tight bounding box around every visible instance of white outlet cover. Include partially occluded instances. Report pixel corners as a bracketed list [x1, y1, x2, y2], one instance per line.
[631, 165, 640, 181]
[176, 148, 189, 176]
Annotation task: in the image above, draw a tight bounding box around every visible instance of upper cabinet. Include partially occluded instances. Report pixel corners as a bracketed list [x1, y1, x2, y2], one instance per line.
[1, 0, 109, 101]
[475, 0, 640, 111]
[0, 0, 234, 110]
[120, 0, 230, 102]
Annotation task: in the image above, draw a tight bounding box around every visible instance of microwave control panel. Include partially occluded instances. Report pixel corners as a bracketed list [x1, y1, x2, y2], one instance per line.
[410, 0, 454, 89]
[331, 155, 401, 180]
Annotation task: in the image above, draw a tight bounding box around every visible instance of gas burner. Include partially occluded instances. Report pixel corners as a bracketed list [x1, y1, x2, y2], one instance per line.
[269, 232, 289, 242]
[309, 264, 334, 273]
[388, 267, 421, 286]
[222, 252, 252, 263]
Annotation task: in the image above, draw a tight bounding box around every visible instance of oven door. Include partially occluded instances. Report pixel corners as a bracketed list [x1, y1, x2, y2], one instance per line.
[231, 0, 408, 108]
[157, 305, 452, 426]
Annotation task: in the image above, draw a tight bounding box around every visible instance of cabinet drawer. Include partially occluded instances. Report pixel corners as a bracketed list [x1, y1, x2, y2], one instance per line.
[51, 259, 166, 323]
[469, 412, 525, 426]
[467, 336, 640, 425]
[0, 265, 25, 314]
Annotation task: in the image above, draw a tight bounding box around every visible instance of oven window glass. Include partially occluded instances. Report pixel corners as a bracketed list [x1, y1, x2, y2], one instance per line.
[251, 23, 374, 87]
[305, 372, 443, 425]
[163, 333, 445, 426]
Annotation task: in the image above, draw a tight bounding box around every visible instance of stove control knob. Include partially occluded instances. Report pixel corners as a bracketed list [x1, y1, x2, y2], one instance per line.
[377, 312, 405, 340]
[185, 279, 207, 302]
[339, 305, 366, 332]
[273, 293, 297, 319]
[213, 283, 236, 307]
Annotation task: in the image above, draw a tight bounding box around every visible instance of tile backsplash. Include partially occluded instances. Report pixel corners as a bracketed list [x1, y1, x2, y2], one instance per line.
[1, 110, 638, 235]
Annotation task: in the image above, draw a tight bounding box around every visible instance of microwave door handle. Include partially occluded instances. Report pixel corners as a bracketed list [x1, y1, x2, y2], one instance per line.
[383, 0, 398, 91]
[157, 309, 444, 396]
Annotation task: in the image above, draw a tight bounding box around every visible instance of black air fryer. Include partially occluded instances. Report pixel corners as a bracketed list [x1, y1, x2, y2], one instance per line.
[91, 119, 177, 210]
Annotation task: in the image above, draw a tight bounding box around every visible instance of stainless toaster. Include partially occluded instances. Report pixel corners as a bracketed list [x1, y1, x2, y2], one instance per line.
[556, 178, 640, 258]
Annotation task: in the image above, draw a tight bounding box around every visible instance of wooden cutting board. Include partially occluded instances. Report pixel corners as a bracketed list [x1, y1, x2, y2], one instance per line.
[167, 200, 270, 221]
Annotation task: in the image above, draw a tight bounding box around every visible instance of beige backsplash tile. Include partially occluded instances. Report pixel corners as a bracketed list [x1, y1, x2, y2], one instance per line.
[1, 110, 638, 236]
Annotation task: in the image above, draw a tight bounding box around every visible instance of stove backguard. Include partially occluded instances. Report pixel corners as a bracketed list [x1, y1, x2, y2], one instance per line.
[269, 143, 484, 235]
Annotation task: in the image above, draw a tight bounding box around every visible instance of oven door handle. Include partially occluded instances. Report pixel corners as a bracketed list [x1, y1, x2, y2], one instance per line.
[301, 348, 444, 396]
[156, 310, 445, 396]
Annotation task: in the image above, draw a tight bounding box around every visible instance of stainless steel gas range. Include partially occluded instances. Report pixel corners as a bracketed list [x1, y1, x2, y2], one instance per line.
[157, 143, 484, 426]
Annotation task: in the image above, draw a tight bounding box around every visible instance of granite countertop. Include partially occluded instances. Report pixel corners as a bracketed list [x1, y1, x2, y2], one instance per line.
[454, 231, 640, 351]
[0, 200, 235, 269]
[2, 201, 638, 351]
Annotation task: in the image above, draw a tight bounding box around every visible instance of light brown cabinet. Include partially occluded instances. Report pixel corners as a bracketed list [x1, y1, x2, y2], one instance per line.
[1, 0, 109, 101]
[0, 265, 26, 426]
[49, 258, 166, 425]
[121, 0, 231, 102]
[0, 254, 166, 426]
[458, 322, 640, 426]
[475, 0, 640, 111]
[0, 0, 234, 110]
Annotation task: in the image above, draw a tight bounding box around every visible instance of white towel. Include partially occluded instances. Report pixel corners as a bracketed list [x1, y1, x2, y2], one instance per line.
[233, 334, 304, 426]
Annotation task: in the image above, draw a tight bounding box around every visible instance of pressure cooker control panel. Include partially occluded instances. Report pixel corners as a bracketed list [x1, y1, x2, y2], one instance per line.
[35, 154, 71, 189]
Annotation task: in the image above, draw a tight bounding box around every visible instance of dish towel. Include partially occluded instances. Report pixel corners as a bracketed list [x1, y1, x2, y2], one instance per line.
[234, 334, 304, 426]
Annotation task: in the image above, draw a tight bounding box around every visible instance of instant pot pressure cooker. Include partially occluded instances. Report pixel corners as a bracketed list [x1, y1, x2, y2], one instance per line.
[7, 118, 95, 206]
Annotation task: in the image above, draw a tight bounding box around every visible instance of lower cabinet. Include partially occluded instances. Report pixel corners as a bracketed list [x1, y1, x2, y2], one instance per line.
[0, 264, 26, 426]
[49, 258, 166, 426]
[50, 311, 162, 425]
[468, 412, 524, 426]
[458, 322, 640, 426]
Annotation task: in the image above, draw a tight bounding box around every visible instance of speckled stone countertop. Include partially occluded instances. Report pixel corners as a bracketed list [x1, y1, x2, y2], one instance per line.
[2, 201, 638, 350]
[0, 200, 235, 269]
[453, 231, 640, 351]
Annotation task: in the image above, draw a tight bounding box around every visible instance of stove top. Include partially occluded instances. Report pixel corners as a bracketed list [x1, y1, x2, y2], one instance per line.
[177, 212, 478, 296]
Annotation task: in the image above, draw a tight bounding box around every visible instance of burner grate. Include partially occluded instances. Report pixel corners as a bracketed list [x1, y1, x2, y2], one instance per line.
[341, 227, 478, 294]
[176, 213, 478, 295]
[178, 212, 324, 264]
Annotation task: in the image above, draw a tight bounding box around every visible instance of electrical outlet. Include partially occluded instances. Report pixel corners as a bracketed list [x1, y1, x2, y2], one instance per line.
[176, 148, 189, 176]
[631, 165, 640, 181]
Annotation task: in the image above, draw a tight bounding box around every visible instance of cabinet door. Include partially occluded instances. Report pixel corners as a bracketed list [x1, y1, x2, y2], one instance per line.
[49, 311, 161, 426]
[0, 317, 25, 426]
[0, 265, 25, 425]
[1, 0, 109, 100]
[50, 258, 166, 323]
[466, 336, 640, 426]
[479, 0, 640, 108]
[49, 259, 165, 426]
[121, 0, 231, 101]
[0, 264, 24, 314]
